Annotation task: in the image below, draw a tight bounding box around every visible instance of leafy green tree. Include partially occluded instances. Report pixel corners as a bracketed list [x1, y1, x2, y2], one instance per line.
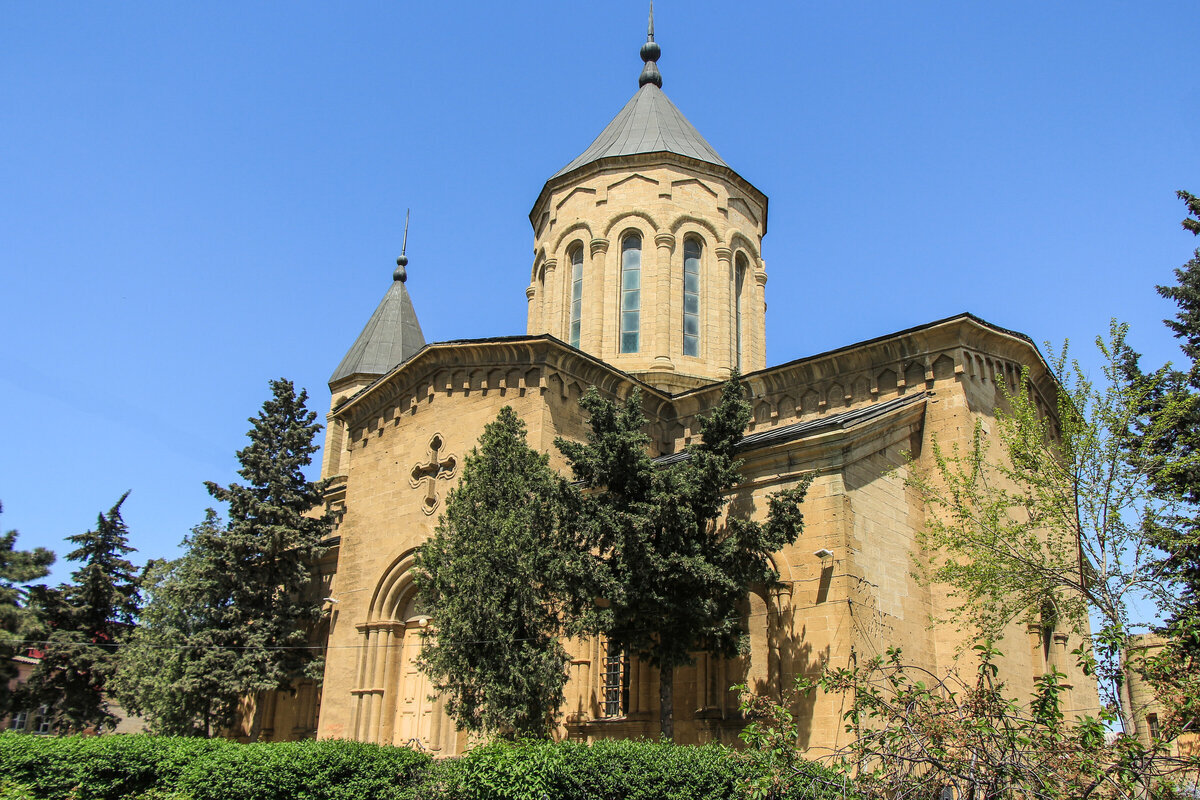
[740, 647, 1199, 800]
[557, 378, 812, 739]
[111, 510, 243, 736]
[203, 378, 331, 738]
[21, 492, 140, 733]
[0, 502, 55, 718]
[415, 407, 569, 738]
[905, 327, 1176, 731]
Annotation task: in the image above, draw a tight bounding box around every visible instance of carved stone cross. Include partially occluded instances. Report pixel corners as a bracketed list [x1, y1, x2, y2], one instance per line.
[410, 434, 458, 515]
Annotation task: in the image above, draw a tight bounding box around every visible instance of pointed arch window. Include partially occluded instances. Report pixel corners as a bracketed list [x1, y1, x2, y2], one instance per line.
[735, 253, 748, 372]
[568, 244, 584, 349]
[683, 238, 702, 357]
[620, 233, 641, 353]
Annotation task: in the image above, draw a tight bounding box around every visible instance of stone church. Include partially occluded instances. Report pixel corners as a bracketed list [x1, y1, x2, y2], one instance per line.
[252, 18, 1096, 753]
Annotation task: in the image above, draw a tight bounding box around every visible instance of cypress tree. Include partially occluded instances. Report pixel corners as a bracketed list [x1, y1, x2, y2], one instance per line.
[557, 377, 812, 739]
[415, 406, 570, 738]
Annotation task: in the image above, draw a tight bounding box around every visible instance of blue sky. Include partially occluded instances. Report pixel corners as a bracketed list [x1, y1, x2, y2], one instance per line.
[2, 2, 1197, 584]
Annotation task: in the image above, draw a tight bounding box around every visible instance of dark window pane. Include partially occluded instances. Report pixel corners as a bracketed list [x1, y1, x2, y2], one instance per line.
[621, 331, 639, 353]
[684, 294, 699, 315]
[684, 334, 699, 357]
[684, 314, 699, 335]
[623, 290, 640, 311]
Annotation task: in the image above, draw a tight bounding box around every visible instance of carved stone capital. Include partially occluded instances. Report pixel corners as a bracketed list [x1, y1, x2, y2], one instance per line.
[654, 232, 676, 251]
[754, 270, 769, 287]
[543, 257, 558, 273]
[526, 285, 536, 300]
[714, 246, 733, 262]
[589, 238, 610, 256]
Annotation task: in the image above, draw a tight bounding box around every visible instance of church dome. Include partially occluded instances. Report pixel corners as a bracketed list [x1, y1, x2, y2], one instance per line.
[550, 82, 729, 182]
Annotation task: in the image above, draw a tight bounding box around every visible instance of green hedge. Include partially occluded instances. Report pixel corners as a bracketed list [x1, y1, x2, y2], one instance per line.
[410, 739, 842, 800]
[0, 733, 841, 800]
[0, 735, 428, 800]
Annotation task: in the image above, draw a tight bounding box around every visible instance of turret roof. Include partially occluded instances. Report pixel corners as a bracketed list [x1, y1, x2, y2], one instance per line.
[330, 265, 425, 385]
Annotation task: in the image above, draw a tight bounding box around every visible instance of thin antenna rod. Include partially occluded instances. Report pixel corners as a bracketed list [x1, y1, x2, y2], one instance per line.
[401, 208, 410, 256]
[648, 0, 655, 40]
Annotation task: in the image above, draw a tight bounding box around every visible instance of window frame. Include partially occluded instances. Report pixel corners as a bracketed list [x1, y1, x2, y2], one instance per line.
[567, 242, 584, 349]
[682, 236, 702, 358]
[618, 232, 642, 354]
[734, 252, 749, 372]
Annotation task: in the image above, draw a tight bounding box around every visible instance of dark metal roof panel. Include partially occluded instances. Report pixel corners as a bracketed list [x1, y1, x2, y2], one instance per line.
[653, 392, 927, 466]
[330, 279, 426, 384]
[552, 83, 728, 179]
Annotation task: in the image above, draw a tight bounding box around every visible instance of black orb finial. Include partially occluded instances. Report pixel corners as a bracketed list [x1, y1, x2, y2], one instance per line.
[394, 208, 411, 282]
[638, 0, 662, 89]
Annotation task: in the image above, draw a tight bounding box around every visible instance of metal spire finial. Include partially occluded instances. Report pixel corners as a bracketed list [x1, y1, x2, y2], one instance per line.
[639, 1, 662, 89]
[394, 208, 410, 282]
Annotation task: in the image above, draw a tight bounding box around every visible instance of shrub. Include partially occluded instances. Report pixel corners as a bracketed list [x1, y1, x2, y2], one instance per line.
[176, 738, 429, 800]
[406, 738, 841, 800]
[0, 734, 840, 800]
[0, 735, 428, 800]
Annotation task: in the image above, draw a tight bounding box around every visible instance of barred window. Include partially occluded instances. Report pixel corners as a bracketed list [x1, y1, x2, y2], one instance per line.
[602, 640, 629, 718]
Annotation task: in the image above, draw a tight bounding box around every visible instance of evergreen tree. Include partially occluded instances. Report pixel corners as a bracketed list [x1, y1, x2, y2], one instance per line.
[1119, 191, 1200, 651]
[112, 510, 243, 736]
[203, 378, 331, 739]
[557, 378, 812, 738]
[0, 502, 55, 718]
[22, 492, 140, 733]
[115, 379, 330, 738]
[415, 407, 570, 738]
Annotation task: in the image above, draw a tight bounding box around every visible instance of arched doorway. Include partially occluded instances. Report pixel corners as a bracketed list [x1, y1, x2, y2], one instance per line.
[349, 553, 451, 751]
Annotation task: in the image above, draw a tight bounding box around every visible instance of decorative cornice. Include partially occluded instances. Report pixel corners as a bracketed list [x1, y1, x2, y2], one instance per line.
[531, 151, 769, 236]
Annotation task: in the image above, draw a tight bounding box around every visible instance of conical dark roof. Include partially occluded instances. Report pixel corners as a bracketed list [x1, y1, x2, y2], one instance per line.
[330, 273, 425, 385]
[551, 82, 727, 180]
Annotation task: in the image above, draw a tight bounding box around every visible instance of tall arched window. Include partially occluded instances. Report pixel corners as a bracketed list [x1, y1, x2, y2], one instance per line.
[735, 253, 748, 372]
[683, 238, 701, 357]
[620, 233, 641, 353]
[568, 244, 584, 349]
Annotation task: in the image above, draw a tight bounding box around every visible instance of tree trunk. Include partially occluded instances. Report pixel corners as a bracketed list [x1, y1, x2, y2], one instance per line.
[247, 691, 266, 742]
[659, 666, 674, 740]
